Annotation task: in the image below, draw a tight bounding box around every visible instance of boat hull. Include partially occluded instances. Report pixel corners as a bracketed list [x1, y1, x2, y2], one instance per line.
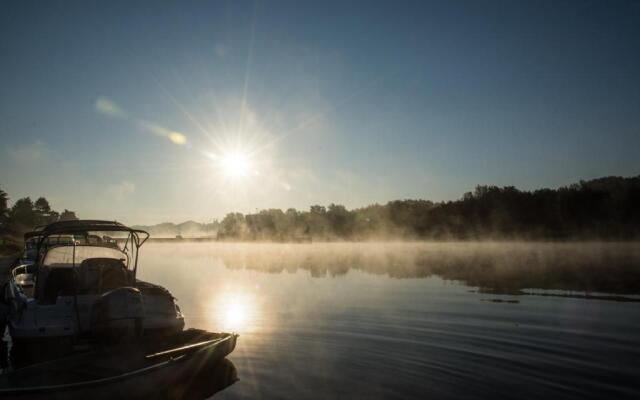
[0, 330, 238, 399]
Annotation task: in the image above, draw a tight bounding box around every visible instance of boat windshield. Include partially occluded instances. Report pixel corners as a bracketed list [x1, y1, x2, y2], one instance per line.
[42, 245, 130, 269]
[23, 235, 77, 262]
[26, 235, 75, 248]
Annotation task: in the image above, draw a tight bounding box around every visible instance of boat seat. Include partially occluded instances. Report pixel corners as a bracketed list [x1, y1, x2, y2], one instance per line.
[77, 258, 130, 294]
[39, 268, 75, 304]
[101, 266, 130, 290]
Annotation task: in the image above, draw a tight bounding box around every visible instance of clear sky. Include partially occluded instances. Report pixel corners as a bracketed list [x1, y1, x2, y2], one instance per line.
[1, 0, 639, 225]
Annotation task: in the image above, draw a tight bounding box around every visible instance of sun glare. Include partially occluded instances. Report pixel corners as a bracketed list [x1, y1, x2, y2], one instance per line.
[222, 301, 248, 329]
[212, 290, 257, 332]
[220, 152, 250, 179]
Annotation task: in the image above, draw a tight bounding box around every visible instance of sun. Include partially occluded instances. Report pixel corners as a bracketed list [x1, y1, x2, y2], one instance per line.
[220, 151, 250, 179]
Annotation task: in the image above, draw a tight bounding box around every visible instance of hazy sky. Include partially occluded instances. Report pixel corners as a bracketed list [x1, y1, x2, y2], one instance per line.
[1, 0, 639, 224]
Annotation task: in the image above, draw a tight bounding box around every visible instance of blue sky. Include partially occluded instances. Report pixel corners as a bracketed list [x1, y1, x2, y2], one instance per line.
[1, 0, 639, 224]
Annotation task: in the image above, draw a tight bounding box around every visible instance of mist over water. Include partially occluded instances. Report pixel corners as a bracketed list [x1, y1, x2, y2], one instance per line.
[137, 242, 640, 399]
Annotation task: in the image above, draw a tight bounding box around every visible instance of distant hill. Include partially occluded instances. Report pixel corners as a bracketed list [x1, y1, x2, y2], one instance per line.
[133, 220, 220, 238]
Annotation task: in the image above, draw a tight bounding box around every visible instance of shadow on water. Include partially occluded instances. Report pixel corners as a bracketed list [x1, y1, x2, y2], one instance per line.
[160, 358, 238, 400]
[0, 357, 237, 400]
[207, 242, 640, 301]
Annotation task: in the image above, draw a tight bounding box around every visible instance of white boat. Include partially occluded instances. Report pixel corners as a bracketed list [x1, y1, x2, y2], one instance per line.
[9, 264, 35, 298]
[9, 230, 77, 296]
[1, 220, 232, 371]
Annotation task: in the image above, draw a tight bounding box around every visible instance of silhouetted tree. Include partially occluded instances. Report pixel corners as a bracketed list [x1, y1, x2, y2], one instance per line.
[215, 175, 640, 241]
[0, 186, 8, 234]
[9, 197, 37, 232]
[0, 190, 82, 248]
[34, 197, 59, 225]
[218, 213, 246, 239]
[59, 209, 78, 221]
[326, 204, 354, 238]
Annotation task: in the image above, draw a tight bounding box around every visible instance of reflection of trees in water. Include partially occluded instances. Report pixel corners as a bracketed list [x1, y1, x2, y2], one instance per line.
[216, 243, 640, 296]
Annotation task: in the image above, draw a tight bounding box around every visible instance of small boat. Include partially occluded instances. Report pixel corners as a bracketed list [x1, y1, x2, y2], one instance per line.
[6, 229, 63, 296]
[9, 264, 35, 297]
[0, 329, 238, 399]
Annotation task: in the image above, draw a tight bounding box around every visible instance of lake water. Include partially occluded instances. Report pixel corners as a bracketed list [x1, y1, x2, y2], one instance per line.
[137, 242, 640, 399]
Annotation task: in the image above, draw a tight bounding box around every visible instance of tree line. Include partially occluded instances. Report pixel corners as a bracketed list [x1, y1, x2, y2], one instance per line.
[0, 186, 78, 252]
[217, 175, 640, 241]
[2, 175, 639, 246]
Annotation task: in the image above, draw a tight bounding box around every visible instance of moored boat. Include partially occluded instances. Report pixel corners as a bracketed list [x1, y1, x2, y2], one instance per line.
[0, 219, 239, 394]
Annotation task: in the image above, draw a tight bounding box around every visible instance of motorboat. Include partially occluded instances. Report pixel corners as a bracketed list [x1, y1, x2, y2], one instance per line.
[10, 265, 35, 298]
[1, 220, 238, 372]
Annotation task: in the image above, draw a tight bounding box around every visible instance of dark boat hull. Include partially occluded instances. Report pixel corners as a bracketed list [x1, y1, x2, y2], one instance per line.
[0, 329, 238, 399]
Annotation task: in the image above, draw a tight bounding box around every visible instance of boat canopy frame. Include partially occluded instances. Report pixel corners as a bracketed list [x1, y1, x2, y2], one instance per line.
[33, 220, 150, 277]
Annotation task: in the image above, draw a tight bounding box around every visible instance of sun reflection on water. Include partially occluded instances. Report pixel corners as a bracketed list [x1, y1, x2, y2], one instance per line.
[211, 289, 258, 333]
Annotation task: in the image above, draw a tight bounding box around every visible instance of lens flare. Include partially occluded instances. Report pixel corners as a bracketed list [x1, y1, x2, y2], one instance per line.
[168, 131, 187, 145]
[95, 97, 126, 118]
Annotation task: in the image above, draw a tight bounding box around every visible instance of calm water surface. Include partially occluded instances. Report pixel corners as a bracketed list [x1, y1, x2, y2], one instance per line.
[137, 242, 640, 399]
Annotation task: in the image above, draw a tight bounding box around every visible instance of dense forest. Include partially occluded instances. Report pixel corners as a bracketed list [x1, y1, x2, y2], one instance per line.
[217, 176, 640, 241]
[2, 175, 640, 248]
[0, 188, 78, 253]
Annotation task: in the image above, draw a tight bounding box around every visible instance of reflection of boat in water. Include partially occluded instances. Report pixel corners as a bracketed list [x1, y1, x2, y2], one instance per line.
[0, 330, 238, 399]
[0, 220, 238, 396]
